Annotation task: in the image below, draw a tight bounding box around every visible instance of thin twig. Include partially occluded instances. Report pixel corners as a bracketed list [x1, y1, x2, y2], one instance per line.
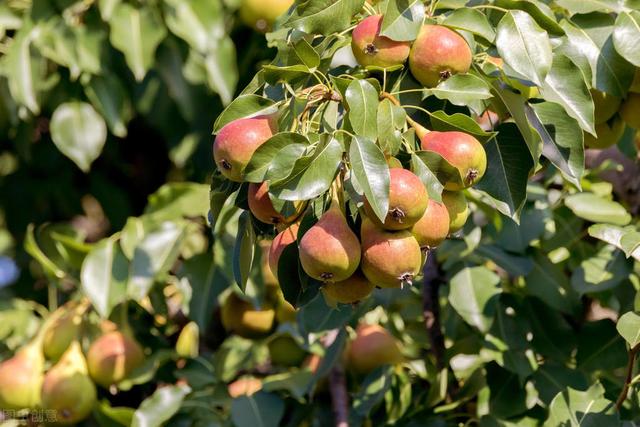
[616, 343, 640, 410]
[422, 249, 445, 370]
[322, 329, 349, 427]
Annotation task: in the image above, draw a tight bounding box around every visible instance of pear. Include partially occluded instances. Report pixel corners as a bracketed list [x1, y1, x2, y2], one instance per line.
[248, 182, 306, 225]
[176, 321, 199, 359]
[348, 324, 403, 374]
[42, 302, 84, 361]
[411, 199, 451, 248]
[299, 204, 361, 282]
[87, 331, 144, 388]
[360, 218, 422, 288]
[474, 110, 501, 132]
[584, 118, 625, 149]
[620, 93, 640, 129]
[351, 15, 411, 68]
[213, 115, 275, 182]
[441, 191, 469, 233]
[268, 224, 299, 280]
[239, 0, 293, 32]
[409, 25, 472, 88]
[420, 131, 487, 190]
[630, 69, 640, 93]
[321, 270, 375, 304]
[221, 292, 276, 338]
[364, 168, 428, 230]
[41, 341, 97, 424]
[268, 335, 308, 367]
[591, 89, 621, 124]
[228, 377, 262, 398]
[0, 341, 44, 410]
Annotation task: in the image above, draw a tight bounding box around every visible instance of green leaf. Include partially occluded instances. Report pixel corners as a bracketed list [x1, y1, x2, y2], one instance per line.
[128, 222, 186, 300]
[293, 39, 320, 70]
[525, 252, 579, 315]
[571, 245, 632, 294]
[232, 211, 255, 292]
[109, 3, 167, 81]
[414, 150, 464, 189]
[617, 311, 640, 347]
[349, 136, 390, 223]
[132, 384, 191, 427]
[448, 266, 501, 333]
[270, 136, 343, 201]
[545, 382, 619, 427]
[144, 182, 211, 220]
[81, 237, 128, 318]
[410, 153, 444, 202]
[613, 11, 640, 67]
[428, 74, 492, 106]
[588, 224, 640, 261]
[84, 73, 132, 138]
[265, 144, 310, 182]
[576, 320, 627, 371]
[494, 0, 564, 35]
[564, 193, 631, 225]
[213, 95, 277, 133]
[244, 133, 310, 183]
[496, 10, 552, 86]
[379, 0, 425, 42]
[201, 38, 239, 105]
[559, 15, 635, 96]
[554, 0, 630, 15]
[443, 8, 496, 42]
[377, 98, 406, 154]
[539, 53, 595, 135]
[353, 367, 393, 416]
[163, 0, 223, 54]
[285, 0, 365, 36]
[50, 102, 107, 172]
[528, 102, 584, 188]
[2, 22, 43, 114]
[475, 124, 534, 220]
[346, 79, 379, 141]
[231, 392, 285, 427]
[429, 110, 494, 143]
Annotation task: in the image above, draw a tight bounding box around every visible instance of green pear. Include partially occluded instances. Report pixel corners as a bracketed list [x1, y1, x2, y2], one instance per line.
[176, 321, 199, 359]
[0, 341, 44, 410]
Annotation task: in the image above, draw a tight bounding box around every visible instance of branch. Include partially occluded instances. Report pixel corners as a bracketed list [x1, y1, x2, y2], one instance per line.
[422, 249, 445, 370]
[615, 343, 640, 410]
[322, 329, 349, 427]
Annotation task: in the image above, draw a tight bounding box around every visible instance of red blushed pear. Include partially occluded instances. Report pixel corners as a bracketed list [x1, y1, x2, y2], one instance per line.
[474, 110, 501, 132]
[268, 223, 299, 279]
[299, 204, 361, 282]
[411, 199, 450, 248]
[87, 331, 144, 388]
[364, 168, 428, 230]
[420, 131, 487, 190]
[321, 270, 375, 304]
[351, 15, 411, 68]
[360, 217, 422, 288]
[248, 182, 306, 225]
[441, 191, 469, 233]
[0, 341, 44, 410]
[213, 115, 276, 182]
[409, 25, 472, 88]
[348, 324, 403, 374]
[620, 93, 640, 129]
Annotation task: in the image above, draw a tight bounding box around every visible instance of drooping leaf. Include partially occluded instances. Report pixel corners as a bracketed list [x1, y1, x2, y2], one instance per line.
[448, 266, 501, 333]
[613, 11, 640, 67]
[232, 211, 255, 292]
[349, 136, 390, 223]
[284, 0, 365, 36]
[345, 79, 379, 141]
[617, 311, 640, 348]
[565, 193, 631, 225]
[443, 8, 495, 42]
[588, 224, 640, 261]
[231, 392, 285, 427]
[428, 74, 492, 106]
[132, 384, 191, 427]
[379, 0, 425, 42]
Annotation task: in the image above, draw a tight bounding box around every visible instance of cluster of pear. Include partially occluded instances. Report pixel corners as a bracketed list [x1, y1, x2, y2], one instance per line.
[351, 15, 472, 88]
[0, 302, 144, 424]
[584, 70, 640, 150]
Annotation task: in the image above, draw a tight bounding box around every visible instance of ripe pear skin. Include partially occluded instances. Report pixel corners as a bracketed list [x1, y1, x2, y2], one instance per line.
[360, 218, 422, 288]
[409, 25, 472, 88]
[474, 110, 501, 132]
[213, 116, 275, 182]
[248, 182, 306, 225]
[364, 168, 428, 230]
[43, 304, 83, 361]
[351, 15, 411, 68]
[620, 93, 640, 129]
[584, 118, 625, 149]
[87, 331, 144, 388]
[411, 199, 450, 248]
[591, 90, 621, 124]
[0, 342, 44, 410]
[41, 341, 97, 424]
[239, 0, 293, 32]
[268, 335, 308, 367]
[221, 293, 275, 338]
[420, 131, 487, 190]
[441, 191, 469, 233]
[268, 223, 299, 280]
[228, 377, 262, 398]
[299, 205, 361, 282]
[348, 324, 403, 374]
[321, 270, 374, 304]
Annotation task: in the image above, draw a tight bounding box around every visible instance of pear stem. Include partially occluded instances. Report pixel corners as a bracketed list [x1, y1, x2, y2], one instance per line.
[616, 343, 640, 410]
[329, 174, 345, 215]
[380, 92, 430, 139]
[323, 329, 349, 427]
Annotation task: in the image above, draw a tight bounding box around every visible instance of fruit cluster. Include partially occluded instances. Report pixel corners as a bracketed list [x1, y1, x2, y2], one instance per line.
[0, 302, 144, 423]
[213, 16, 487, 306]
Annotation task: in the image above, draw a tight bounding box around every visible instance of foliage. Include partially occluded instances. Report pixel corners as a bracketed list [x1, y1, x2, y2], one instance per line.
[0, 0, 639, 426]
